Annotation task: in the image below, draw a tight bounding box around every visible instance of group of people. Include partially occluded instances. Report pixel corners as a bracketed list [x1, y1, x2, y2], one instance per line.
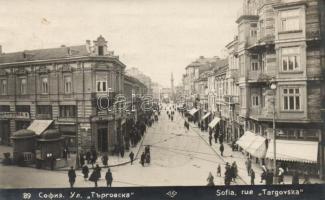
[167, 109, 175, 121]
[68, 165, 113, 188]
[140, 145, 151, 167]
[79, 149, 98, 167]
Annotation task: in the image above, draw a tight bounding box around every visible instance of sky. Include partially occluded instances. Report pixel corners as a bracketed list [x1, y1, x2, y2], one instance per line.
[0, 0, 242, 87]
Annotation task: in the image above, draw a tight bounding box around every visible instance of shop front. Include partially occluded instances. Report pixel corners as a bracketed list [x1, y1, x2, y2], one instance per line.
[58, 123, 77, 153]
[265, 139, 319, 176]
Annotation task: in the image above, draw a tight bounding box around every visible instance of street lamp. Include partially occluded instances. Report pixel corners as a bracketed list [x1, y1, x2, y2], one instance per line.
[270, 78, 277, 183]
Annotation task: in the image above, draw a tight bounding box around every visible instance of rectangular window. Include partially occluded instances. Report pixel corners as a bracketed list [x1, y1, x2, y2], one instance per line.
[41, 77, 48, 94]
[280, 9, 300, 32]
[20, 78, 27, 94]
[251, 55, 259, 71]
[283, 88, 301, 111]
[252, 95, 259, 106]
[59, 105, 77, 118]
[64, 76, 72, 94]
[281, 47, 300, 72]
[96, 75, 107, 92]
[98, 46, 104, 56]
[0, 79, 7, 95]
[259, 20, 265, 38]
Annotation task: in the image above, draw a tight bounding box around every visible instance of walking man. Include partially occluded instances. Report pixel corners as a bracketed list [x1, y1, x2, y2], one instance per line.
[129, 151, 135, 165]
[250, 169, 255, 185]
[140, 152, 145, 167]
[105, 168, 113, 187]
[219, 143, 224, 156]
[245, 158, 252, 175]
[217, 164, 221, 177]
[68, 166, 76, 188]
[209, 135, 212, 146]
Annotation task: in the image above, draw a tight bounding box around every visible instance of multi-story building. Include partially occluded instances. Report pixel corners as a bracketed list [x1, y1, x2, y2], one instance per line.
[183, 56, 222, 109]
[235, 0, 325, 178]
[0, 36, 131, 154]
[126, 67, 153, 95]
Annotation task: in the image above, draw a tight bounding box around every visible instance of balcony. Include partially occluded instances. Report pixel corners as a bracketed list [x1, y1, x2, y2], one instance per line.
[306, 30, 321, 42]
[236, 7, 258, 23]
[224, 95, 239, 104]
[248, 71, 271, 83]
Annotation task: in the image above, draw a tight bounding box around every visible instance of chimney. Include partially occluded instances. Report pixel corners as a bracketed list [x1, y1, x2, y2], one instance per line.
[0, 45, 2, 54]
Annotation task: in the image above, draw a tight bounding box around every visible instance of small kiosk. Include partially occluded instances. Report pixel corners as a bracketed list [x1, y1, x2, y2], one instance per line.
[11, 129, 37, 165]
[36, 129, 65, 169]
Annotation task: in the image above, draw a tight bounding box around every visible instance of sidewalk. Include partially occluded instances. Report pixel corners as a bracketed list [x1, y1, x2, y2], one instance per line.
[186, 120, 325, 185]
[61, 131, 147, 171]
[0, 126, 147, 171]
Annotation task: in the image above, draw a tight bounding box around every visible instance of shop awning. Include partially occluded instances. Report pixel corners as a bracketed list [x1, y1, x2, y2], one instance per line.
[208, 117, 220, 128]
[236, 131, 256, 150]
[265, 140, 318, 163]
[201, 112, 211, 121]
[245, 135, 267, 158]
[27, 120, 53, 135]
[189, 108, 199, 116]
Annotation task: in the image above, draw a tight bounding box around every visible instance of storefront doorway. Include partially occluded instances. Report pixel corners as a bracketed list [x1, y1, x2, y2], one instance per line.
[98, 128, 108, 152]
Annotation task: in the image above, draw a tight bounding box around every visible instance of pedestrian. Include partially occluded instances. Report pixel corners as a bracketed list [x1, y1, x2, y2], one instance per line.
[245, 158, 252, 175]
[231, 162, 238, 182]
[209, 135, 212, 146]
[278, 167, 284, 184]
[82, 164, 89, 181]
[140, 152, 145, 167]
[68, 166, 76, 188]
[217, 164, 221, 177]
[89, 165, 101, 187]
[207, 172, 215, 186]
[250, 169, 255, 185]
[224, 163, 231, 186]
[292, 171, 300, 185]
[95, 164, 101, 179]
[231, 141, 236, 151]
[105, 168, 113, 187]
[80, 153, 85, 167]
[213, 132, 218, 144]
[219, 134, 224, 144]
[102, 154, 108, 167]
[129, 151, 134, 165]
[266, 170, 274, 185]
[261, 165, 267, 183]
[219, 143, 224, 156]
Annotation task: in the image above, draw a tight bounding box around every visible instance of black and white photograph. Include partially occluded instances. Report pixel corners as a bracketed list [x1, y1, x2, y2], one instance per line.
[0, 0, 325, 199]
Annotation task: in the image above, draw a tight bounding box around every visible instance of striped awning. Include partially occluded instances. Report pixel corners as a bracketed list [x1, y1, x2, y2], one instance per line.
[27, 120, 53, 135]
[236, 131, 256, 150]
[189, 108, 199, 116]
[201, 112, 211, 121]
[208, 117, 220, 128]
[245, 135, 267, 158]
[266, 140, 318, 163]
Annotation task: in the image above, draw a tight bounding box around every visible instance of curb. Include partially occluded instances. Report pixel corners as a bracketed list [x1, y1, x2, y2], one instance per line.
[56, 124, 150, 172]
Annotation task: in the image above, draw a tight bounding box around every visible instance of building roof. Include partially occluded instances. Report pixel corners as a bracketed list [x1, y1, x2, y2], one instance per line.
[0, 45, 90, 64]
[124, 74, 147, 89]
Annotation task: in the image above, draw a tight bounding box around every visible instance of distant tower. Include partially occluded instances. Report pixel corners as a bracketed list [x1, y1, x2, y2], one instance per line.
[171, 72, 175, 101]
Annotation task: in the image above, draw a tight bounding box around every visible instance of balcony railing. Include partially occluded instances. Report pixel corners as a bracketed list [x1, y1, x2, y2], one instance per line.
[248, 71, 271, 83]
